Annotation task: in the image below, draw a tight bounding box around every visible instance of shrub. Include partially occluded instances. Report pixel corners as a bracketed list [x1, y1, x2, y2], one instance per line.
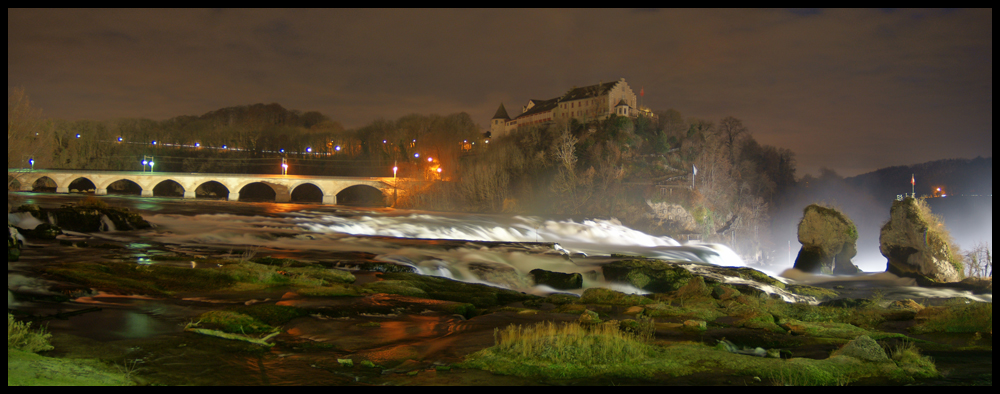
[8, 314, 53, 354]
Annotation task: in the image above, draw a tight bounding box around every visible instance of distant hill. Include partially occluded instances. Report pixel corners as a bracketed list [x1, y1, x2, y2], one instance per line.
[163, 103, 335, 130]
[846, 157, 992, 202]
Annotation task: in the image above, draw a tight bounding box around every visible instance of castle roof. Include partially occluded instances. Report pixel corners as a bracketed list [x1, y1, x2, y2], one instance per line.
[492, 104, 511, 120]
[615, 99, 630, 107]
[562, 81, 620, 102]
[515, 98, 559, 119]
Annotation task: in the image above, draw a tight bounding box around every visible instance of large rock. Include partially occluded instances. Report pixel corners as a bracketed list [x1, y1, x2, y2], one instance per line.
[879, 198, 962, 284]
[832, 335, 890, 363]
[794, 205, 861, 275]
[8, 224, 23, 262]
[602, 260, 695, 293]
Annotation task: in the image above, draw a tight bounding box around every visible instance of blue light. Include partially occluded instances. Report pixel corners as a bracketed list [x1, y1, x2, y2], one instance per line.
[118, 137, 123, 142]
[280, 149, 285, 154]
[76, 134, 81, 139]
[414, 153, 420, 158]
[152, 141, 158, 145]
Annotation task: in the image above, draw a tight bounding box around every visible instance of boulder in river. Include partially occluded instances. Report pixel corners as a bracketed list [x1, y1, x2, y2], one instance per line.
[879, 198, 962, 284]
[602, 260, 695, 293]
[793, 205, 861, 275]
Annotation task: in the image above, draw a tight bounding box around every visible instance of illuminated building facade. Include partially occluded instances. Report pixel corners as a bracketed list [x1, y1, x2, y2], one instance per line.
[490, 78, 655, 138]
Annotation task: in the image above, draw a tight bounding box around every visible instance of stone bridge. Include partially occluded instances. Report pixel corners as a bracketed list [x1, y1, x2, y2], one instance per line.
[8, 170, 401, 205]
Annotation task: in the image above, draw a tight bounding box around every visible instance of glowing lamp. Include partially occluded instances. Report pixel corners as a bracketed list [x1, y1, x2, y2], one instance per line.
[414, 153, 420, 158]
[307, 147, 313, 153]
[335, 146, 341, 152]
[222, 145, 228, 149]
[76, 134, 82, 139]
[195, 143, 201, 148]
[428, 157, 434, 163]
[118, 137, 124, 142]
[437, 168, 443, 174]
[152, 141, 158, 145]
[142, 160, 148, 166]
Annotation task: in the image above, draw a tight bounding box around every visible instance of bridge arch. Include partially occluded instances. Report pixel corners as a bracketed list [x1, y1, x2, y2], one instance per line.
[335, 184, 389, 207]
[153, 179, 187, 198]
[236, 181, 290, 203]
[195, 181, 231, 200]
[24, 175, 58, 192]
[67, 177, 97, 194]
[105, 179, 144, 196]
[290, 182, 325, 204]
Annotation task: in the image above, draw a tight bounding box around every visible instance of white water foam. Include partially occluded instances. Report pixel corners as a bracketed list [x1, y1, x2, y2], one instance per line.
[142, 211, 745, 294]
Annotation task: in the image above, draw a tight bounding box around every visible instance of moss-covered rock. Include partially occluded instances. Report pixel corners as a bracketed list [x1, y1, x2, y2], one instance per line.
[712, 285, 742, 301]
[530, 269, 583, 291]
[880, 198, 963, 284]
[602, 260, 695, 293]
[196, 311, 275, 335]
[832, 335, 890, 363]
[795, 204, 861, 275]
[786, 285, 839, 301]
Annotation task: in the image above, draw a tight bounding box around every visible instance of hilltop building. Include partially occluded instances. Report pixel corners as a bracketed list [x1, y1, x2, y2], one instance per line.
[490, 78, 655, 138]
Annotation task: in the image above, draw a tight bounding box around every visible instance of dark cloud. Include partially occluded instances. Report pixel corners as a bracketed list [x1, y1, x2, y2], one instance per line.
[7, 8, 992, 177]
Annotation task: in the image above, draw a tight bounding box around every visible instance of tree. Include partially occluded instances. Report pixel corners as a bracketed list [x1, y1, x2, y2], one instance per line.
[716, 116, 749, 167]
[8, 88, 49, 190]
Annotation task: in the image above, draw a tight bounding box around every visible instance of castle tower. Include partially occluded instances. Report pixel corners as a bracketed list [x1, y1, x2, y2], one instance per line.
[491, 103, 511, 137]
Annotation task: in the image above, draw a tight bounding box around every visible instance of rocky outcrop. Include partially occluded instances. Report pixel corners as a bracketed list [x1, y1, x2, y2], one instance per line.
[14, 204, 151, 233]
[645, 202, 698, 234]
[794, 205, 861, 275]
[879, 198, 962, 284]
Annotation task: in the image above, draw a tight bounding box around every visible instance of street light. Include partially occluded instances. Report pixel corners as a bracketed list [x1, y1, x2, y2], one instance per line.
[282, 158, 289, 176]
[414, 153, 420, 159]
[118, 137, 124, 142]
[335, 146, 341, 152]
[29, 159, 35, 171]
[76, 134, 82, 139]
[142, 156, 154, 173]
[307, 147, 313, 153]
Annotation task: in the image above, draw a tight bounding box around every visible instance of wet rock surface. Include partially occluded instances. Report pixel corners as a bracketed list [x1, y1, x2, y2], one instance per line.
[880, 198, 962, 284]
[794, 205, 861, 275]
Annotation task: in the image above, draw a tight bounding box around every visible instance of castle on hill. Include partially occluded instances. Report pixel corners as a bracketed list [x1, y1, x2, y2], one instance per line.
[490, 78, 655, 138]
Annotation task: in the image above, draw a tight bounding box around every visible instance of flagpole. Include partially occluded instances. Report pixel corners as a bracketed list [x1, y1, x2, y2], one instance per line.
[912, 174, 915, 198]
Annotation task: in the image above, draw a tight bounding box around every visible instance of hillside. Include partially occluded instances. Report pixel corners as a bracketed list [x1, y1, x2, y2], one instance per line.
[846, 157, 992, 202]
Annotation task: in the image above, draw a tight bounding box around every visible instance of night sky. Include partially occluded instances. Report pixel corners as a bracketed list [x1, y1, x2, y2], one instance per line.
[8, 8, 992, 177]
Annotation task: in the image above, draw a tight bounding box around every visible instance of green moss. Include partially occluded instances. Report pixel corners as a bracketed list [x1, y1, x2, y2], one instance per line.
[580, 288, 655, 306]
[7, 349, 132, 387]
[196, 311, 274, 335]
[364, 280, 430, 298]
[730, 268, 786, 290]
[45, 262, 235, 297]
[787, 285, 839, 301]
[912, 302, 992, 334]
[462, 326, 919, 385]
[235, 305, 309, 327]
[644, 301, 726, 322]
[296, 284, 366, 298]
